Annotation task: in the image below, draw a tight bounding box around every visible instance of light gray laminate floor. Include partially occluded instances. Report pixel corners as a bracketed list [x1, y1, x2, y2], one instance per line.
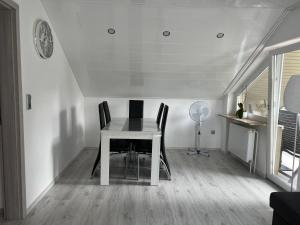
[2, 149, 279, 225]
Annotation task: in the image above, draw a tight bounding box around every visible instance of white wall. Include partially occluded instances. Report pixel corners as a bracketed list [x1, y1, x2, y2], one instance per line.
[12, 0, 85, 209]
[85, 97, 222, 149]
[220, 94, 235, 153]
[255, 127, 268, 176]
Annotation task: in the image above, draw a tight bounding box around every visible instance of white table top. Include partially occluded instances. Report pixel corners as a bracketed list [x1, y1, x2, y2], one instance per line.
[101, 118, 161, 135]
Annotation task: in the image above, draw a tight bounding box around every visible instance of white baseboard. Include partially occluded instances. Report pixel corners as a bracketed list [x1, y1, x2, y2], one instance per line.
[86, 146, 221, 151]
[26, 179, 55, 215]
[227, 151, 267, 178]
[26, 147, 86, 215]
[167, 147, 221, 151]
[85, 147, 98, 150]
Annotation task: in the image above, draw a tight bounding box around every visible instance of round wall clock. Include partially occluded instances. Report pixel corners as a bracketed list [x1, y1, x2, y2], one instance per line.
[34, 19, 53, 59]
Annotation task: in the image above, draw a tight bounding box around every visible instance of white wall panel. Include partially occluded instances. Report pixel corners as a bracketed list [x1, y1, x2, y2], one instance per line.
[12, 0, 85, 209]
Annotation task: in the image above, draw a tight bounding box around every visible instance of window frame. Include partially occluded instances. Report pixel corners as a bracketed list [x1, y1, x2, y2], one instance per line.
[236, 67, 269, 119]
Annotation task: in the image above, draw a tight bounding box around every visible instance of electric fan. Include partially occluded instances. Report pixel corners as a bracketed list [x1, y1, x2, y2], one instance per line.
[187, 101, 210, 157]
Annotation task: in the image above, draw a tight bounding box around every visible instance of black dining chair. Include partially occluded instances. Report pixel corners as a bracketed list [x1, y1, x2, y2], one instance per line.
[91, 103, 106, 176]
[136, 105, 171, 180]
[127, 99, 144, 156]
[156, 103, 164, 126]
[129, 100, 144, 119]
[105, 101, 131, 153]
[103, 101, 111, 124]
[123, 100, 144, 179]
[91, 102, 129, 177]
[160, 105, 171, 177]
[135, 103, 165, 153]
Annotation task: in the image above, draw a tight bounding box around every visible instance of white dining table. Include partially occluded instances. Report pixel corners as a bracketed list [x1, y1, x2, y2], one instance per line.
[100, 118, 161, 186]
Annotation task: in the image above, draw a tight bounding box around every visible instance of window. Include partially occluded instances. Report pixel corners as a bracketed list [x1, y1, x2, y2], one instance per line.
[279, 50, 300, 107]
[237, 68, 269, 117]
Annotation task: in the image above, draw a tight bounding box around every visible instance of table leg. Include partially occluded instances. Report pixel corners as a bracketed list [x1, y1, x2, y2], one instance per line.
[100, 134, 110, 185]
[151, 135, 161, 186]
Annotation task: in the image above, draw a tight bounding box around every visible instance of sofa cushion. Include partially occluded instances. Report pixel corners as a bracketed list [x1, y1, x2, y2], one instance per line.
[270, 192, 300, 225]
[272, 211, 290, 225]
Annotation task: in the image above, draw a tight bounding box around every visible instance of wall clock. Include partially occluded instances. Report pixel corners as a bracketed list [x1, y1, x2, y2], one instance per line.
[34, 19, 53, 59]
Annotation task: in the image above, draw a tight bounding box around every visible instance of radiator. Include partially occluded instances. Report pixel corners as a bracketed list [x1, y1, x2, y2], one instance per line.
[228, 123, 256, 164]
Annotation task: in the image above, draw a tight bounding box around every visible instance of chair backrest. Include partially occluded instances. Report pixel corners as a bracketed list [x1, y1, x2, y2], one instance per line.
[98, 103, 106, 130]
[161, 105, 169, 141]
[103, 101, 111, 124]
[156, 103, 164, 125]
[160, 105, 171, 174]
[129, 100, 144, 119]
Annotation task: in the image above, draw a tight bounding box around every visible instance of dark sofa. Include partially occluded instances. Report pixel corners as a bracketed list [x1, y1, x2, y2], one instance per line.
[270, 192, 300, 225]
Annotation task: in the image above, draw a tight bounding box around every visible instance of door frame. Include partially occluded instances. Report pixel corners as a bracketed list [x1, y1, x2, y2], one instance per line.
[267, 42, 300, 191]
[0, 0, 26, 219]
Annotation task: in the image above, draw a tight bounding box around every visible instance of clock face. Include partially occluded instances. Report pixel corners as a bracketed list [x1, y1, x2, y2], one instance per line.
[34, 20, 53, 59]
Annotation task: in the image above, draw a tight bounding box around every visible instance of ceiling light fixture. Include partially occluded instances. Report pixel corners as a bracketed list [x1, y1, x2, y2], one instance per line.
[163, 31, 170, 37]
[216, 33, 224, 38]
[108, 28, 116, 34]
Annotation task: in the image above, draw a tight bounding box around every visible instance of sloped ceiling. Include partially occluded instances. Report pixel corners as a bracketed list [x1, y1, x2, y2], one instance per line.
[41, 0, 299, 99]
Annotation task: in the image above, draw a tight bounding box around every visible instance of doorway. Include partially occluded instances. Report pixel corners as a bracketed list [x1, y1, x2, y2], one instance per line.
[269, 48, 300, 191]
[0, 0, 26, 220]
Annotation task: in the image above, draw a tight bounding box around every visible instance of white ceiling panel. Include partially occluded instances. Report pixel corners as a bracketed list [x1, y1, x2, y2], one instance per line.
[41, 0, 299, 98]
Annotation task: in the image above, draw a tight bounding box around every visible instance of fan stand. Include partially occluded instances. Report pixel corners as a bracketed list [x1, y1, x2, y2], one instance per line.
[187, 122, 210, 157]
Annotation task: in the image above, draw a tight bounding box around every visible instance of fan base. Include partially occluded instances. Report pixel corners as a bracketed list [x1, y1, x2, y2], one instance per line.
[187, 148, 210, 157]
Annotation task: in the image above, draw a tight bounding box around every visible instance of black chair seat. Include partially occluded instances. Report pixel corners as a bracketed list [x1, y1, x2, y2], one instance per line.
[270, 192, 300, 225]
[110, 139, 130, 152]
[135, 140, 152, 154]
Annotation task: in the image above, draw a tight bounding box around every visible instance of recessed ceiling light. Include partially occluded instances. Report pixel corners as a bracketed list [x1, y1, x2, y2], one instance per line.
[163, 31, 170, 37]
[108, 28, 116, 34]
[216, 33, 224, 38]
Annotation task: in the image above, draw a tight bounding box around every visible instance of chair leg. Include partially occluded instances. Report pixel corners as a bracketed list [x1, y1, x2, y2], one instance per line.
[137, 154, 140, 181]
[160, 158, 171, 180]
[161, 151, 171, 176]
[124, 153, 129, 179]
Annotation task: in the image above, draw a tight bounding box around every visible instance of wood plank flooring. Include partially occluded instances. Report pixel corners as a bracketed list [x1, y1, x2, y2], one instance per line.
[1, 149, 279, 225]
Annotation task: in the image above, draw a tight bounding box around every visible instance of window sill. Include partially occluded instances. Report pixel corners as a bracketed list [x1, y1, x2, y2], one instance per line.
[218, 114, 267, 127]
